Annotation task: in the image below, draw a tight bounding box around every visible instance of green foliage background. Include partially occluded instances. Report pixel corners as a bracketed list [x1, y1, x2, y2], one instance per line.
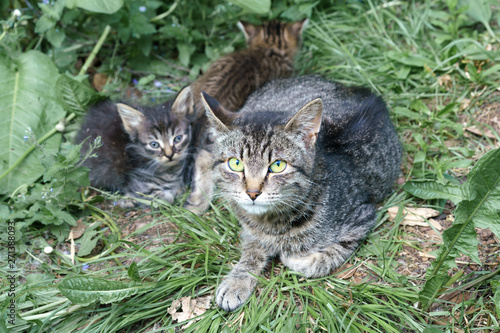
[0, 0, 499, 331]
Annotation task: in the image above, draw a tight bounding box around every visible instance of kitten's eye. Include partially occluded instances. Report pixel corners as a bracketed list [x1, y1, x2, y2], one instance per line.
[150, 141, 160, 149]
[228, 157, 244, 172]
[173, 135, 182, 143]
[269, 160, 287, 173]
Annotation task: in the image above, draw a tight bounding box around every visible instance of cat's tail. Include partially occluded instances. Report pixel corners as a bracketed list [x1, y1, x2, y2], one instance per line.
[321, 93, 389, 152]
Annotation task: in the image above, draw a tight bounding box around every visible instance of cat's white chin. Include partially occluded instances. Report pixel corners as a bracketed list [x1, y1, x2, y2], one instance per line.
[238, 202, 270, 215]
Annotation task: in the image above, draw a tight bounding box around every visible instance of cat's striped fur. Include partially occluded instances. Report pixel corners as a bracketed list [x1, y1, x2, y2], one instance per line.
[185, 20, 307, 213]
[76, 87, 194, 207]
[202, 75, 402, 311]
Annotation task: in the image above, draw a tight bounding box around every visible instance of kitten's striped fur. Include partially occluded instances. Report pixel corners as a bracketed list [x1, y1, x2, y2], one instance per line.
[76, 87, 194, 207]
[202, 75, 402, 311]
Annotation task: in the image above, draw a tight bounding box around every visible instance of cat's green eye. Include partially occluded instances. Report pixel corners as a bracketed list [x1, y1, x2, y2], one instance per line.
[228, 158, 244, 172]
[150, 141, 160, 149]
[173, 135, 182, 143]
[269, 160, 287, 173]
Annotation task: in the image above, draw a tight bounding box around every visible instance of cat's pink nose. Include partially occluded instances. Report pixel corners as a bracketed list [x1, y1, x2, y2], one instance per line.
[246, 190, 261, 201]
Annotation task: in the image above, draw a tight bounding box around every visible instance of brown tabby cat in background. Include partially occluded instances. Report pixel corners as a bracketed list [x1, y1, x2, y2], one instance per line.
[184, 19, 308, 213]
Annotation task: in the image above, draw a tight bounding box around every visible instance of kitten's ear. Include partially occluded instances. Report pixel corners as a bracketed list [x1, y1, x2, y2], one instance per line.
[284, 18, 308, 43]
[116, 103, 146, 137]
[200, 91, 236, 132]
[237, 21, 261, 45]
[290, 18, 308, 36]
[285, 98, 323, 147]
[172, 86, 194, 118]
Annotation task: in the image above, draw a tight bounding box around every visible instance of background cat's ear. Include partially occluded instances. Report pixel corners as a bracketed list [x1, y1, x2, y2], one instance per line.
[116, 103, 146, 137]
[201, 91, 236, 132]
[285, 98, 323, 147]
[172, 86, 194, 118]
[284, 18, 308, 43]
[237, 21, 261, 45]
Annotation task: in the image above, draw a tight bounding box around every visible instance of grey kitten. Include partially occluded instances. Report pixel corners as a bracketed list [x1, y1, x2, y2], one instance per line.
[201, 75, 402, 311]
[76, 87, 194, 207]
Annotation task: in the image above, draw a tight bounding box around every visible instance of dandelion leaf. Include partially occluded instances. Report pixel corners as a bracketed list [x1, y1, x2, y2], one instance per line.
[0, 51, 64, 195]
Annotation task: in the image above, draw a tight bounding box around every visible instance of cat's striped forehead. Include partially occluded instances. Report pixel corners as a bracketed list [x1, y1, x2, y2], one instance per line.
[141, 104, 190, 132]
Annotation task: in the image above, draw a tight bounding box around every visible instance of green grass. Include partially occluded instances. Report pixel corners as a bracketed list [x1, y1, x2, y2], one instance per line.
[1, 0, 500, 332]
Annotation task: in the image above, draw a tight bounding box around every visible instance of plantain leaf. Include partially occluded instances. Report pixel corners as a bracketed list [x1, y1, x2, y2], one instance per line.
[404, 181, 463, 203]
[58, 276, 153, 305]
[419, 275, 450, 312]
[460, 148, 500, 237]
[420, 148, 500, 309]
[0, 51, 65, 195]
[75, 0, 124, 14]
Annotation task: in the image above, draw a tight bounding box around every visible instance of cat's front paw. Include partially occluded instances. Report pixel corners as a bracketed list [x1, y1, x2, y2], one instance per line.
[215, 277, 254, 311]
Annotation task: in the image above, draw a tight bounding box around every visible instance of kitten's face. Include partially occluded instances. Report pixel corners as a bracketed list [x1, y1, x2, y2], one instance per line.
[137, 116, 191, 165]
[204, 93, 323, 216]
[117, 86, 194, 166]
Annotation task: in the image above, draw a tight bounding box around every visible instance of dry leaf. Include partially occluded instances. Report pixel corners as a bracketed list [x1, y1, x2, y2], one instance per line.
[70, 218, 86, 239]
[465, 126, 497, 140]
[460, 98, 471, 110]
[437, 74, 452, 89]
[167, 296, 212, 329]
[334, 263, 358, 280]
[92, 73, 110, 92]
[388, 206, 440, 227]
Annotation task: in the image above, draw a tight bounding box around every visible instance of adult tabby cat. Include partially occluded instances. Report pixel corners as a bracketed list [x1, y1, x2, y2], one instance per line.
[76, 87, 194, 207]
[184, 19, 307, 213]
[201, 75, 402, 311]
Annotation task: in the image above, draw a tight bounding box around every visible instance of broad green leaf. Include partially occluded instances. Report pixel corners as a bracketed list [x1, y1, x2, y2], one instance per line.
[458, 0, 491, 24]
[177, 43, 196, 67]
[46, 27, 66, 48]
[128, 262, 141, 282]
[461, 148, 500, 236]
[404, 181, 463, 203]
[58, 276, 152, 305]
[419, 275, 449, 310]
[75, 0, 123, 14]
[56, 75, 97, 115]
[228, 0, 270, 14]
[420, 148, 500, 309]
[0, 51, 65, 195]
[492, 282, 500, 318]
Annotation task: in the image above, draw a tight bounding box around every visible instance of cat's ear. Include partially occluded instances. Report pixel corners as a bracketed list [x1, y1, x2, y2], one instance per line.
[285, 98, 323, 147]
[289, 18, 308, 36]
[200, 91, 236, 132]
[284, 19, 308, 44]
[116, 103, 146, 137]
[172, 86, 194, 118]
[237, 21, 261, 45]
